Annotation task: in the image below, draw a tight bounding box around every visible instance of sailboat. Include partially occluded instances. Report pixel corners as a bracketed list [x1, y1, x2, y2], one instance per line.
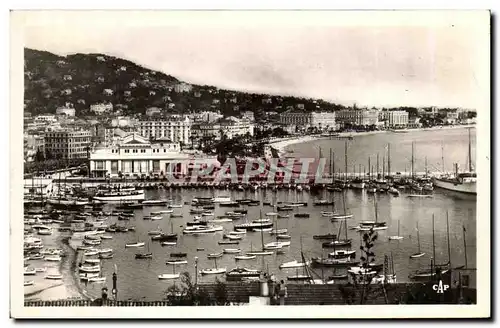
[200, 256, 226, 275]
[287, 237, 313, 281]
[388, 220, 404, 240]
[158, 262, 180, 280]
[264, 216, 291, 249]
[432, 127, 476, 194]
[410, 220, 425, 258]
[135, 241, 153, 259]
[322, 217, 351, 248]
[330, 191, 353, 220]
[247, 226, 273, 256]
[409, 214, 449, 279]
[357, 195, 387, 231]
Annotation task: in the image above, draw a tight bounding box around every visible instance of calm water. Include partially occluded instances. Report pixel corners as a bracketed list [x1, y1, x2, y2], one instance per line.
[69, 128, 477, 301]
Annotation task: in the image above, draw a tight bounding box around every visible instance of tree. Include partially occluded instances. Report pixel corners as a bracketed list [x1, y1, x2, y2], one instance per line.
[165, 272, 229, 306]
[34, 149, 45, 162]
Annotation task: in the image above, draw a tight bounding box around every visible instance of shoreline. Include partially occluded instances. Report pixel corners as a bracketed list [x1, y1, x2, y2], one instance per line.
[270, 124, 476, 155]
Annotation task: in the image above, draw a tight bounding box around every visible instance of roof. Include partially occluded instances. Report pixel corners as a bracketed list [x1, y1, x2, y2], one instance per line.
[198, 281, 260, 304]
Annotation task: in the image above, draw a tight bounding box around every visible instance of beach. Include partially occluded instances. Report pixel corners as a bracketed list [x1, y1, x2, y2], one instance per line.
[270, 125, 476, 155]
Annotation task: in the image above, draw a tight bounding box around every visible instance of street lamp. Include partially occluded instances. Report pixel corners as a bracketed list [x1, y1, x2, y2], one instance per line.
[194, 256, 199, 287]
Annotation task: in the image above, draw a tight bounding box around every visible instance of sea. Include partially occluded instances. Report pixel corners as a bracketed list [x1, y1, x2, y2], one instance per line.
[63, 127, 476, 301]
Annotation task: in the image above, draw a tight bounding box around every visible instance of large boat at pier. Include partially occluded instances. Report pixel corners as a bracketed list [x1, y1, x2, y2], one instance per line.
[93, 189, 145, 202]
[432, 128, 476, 195]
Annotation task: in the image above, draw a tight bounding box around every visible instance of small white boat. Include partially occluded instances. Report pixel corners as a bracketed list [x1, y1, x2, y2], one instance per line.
[331, 214, 354, 220]
[279, 260, 310, 269]
[88, 277, 106, 283]
[266, 212, 278, 216]
[252, 228, 272, 232]
[269, 229, 288, 235]
[44, 256, 62, 262]
[34, 267, 47, 273]
[169, 205, 183, 208]
[79, 273, 99, 280]
[37, 228, 53, 236]
[148, 230, 162, 235]
[100, 235, 113, 240]
[207, 252, 223, 259]
[158, 273, 180, 280]
[276, 234, 291, 240]
[209, 218, 232, 223]
[223, 248, 241, 254]
[98, 248, 113, 254]
[24, 280, 35, 286]
[150, 216, 163, 221]
[125, 242, 145, 248]
[79, 265, 101, 273]
[235, 255, 256, 260]
[263, 244, 283, 250]
[202, 212, 215, 217]
[45, 274, 63, 280]
[410, 252, 426, 258]
[264, 241, 291, 248]
[246, 250, 273, 256]
[226, 234, 242, 240]
[321, 211, 337, 217]
[161, 241, 177, 246]
[159, 209, 174, 214]
[24, 267, 36, 275]
[83, 250, 99, 256]
[84, 258, 101, 264]
[388, 235, 404, 240]
[166, 260, 188, 265]
[200, 268, 226, 275]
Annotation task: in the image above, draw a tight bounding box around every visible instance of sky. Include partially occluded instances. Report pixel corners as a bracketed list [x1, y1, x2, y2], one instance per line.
[18, 11, 489, 110]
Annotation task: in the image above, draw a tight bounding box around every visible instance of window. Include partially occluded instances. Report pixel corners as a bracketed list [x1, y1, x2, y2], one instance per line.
[124, 149, 130, 153]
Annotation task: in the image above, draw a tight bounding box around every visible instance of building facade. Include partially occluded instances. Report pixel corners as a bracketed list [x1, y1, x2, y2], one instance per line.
[89, 134, 218, 178]
[56, 107, 76, 116]
[379, 110, 409, 128]
[335, 109, 379, 127]
[278, 111, 336, 130]
[34, 115, 57, 125]
[219, 116, 255, 139]
[44, 129, 92, 159]
[138, 116, 192, 145]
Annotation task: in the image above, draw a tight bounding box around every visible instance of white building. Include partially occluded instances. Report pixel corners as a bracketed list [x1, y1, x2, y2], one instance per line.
[219, 116, 255, 139]
[335, 109, 379, 127]
[278, 111, 336, 130]
[242, 111, 255, 122]
[89, 133, 218, 178]
[90, 103, 113, 115]
[378, 110, 409, 128]
[138, 116, 192, 145]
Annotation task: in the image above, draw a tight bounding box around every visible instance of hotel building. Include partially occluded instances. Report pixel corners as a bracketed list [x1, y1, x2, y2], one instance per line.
[278, 111, 336, 130]
[138, 116, 192, 145]
[89, 133, 218, 177]
[378, 110, 409, 128]
[335, 109, 379, 127]
[44, 129, 92, 159]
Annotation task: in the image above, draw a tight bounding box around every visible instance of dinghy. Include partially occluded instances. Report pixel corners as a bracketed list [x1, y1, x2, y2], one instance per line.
[158, 273, 180, 280]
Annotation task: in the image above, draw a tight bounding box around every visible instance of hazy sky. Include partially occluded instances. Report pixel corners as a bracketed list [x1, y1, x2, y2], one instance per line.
[19, 11, 489, 109]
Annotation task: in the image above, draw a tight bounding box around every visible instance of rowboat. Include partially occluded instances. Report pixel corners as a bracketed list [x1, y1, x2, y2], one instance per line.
[88, 277, 106, 283]
[235, 255, 256, 260]
[45, 274, 63, 280]
[24, 280, 35, 286]
[276, 234, 291, 240]
[44, 256, 62, 262]
[207, 252, 223, 259]
[161, 242, 177, 246]
[125, 242, 145, 248]
[279, 260, 310, 269]
[166, 260, 188, 265]
[200, 268, 226, 275]
[158, 273, 180, 280]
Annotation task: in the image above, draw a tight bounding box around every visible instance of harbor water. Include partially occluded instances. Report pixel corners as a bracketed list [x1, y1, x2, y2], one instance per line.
[62, 127, 477, 301]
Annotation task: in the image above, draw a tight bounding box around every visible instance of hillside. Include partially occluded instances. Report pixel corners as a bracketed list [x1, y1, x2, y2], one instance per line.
[24, 48, 347, 118]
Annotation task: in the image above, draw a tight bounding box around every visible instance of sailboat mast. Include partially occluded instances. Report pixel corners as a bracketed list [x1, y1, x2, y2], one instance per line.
[446, 211, 451, 267]
[377, 153, 380, 179]
[260, 210, 264, 250]
[468, 127, 472, 172]
[397, 220, 400, 236]
[374, 195, 378, 223]
[388, 143, 391, 178]
[344, 140, 348, 181]
[329, 148, 333, 177]
[441, 142, 445, 172]
[416, 221, 421, 253]
[425, 157, 428, 177]
[432, 214, 436, 264]
[463, 225, 468, 269]
[368, 157, 371, 180]
[382, 154, 385, 179]
[411, 142, 415, 180]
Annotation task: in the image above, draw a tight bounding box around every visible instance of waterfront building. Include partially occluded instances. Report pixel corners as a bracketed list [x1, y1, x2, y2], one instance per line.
[379, 110, 409, 128]
[89, 133, 217, 177]
[44, 129, 92, 159]
[138, 116, 192, 145]
[278, 111, 336, 130]
[90, 103, 113, 115]
[446, 111, 459, 124]
[335, 109, 379, 127]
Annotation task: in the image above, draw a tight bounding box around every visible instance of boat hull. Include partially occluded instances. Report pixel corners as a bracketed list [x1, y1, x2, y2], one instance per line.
[432, 178, 476, 195]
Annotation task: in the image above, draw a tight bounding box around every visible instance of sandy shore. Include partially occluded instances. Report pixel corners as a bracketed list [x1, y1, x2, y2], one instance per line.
[270, 124, 476, 155]
[24, 230, 87, 301]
